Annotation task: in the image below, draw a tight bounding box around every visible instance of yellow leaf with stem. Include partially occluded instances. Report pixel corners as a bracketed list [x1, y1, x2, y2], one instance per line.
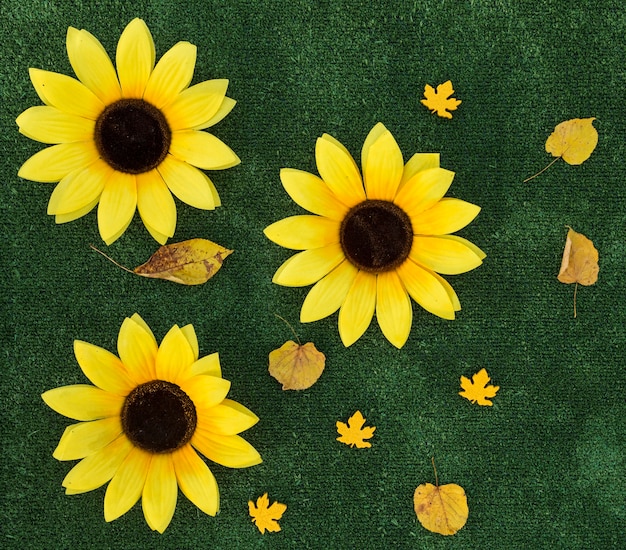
[557, 227, 599, 318]
[524, 118, 598, 182]
[414, 458, 469, 536]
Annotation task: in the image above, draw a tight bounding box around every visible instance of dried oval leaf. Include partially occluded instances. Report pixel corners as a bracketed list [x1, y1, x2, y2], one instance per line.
[557, 227, 599, 286]
[268, 340, 325, 390]
[134, 238, 232, 285]
[546, 117, 598, 165]
[414, 482, 468, 536]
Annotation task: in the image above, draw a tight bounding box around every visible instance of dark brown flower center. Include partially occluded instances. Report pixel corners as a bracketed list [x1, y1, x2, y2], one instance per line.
[121, 380, 197, 453]
[94, 98, 171, 174]
[340, 200, 413, 272]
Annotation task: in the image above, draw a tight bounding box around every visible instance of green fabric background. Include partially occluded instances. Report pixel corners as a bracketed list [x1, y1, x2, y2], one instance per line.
[2, 0, 625, 548]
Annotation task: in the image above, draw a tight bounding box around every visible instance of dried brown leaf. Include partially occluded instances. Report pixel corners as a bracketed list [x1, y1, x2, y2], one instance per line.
[92, 238, 232, 285]
[133, 238, 232, 285]
[268, 340, 325, 390]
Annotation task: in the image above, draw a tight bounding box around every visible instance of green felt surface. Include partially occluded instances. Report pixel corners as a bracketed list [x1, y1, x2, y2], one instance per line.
[2, 0, 625, 548]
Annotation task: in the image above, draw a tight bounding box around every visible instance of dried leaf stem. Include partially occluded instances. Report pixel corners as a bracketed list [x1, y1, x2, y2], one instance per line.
[274, 313, 301, 345]
[523, 156, 561, 182]
[90, 244, 134, 274]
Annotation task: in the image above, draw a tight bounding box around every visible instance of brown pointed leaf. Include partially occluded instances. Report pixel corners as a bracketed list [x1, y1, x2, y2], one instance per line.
[134, 238, 232, 285]
[268, 340, 325, 390]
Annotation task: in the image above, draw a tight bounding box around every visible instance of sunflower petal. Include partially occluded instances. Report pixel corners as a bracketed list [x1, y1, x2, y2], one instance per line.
[66, 27, 122, 104]
[338, 270, 377, 347]
[162, 80, 228, 131]
[104, 446, 151, 522]
[47, 160, 110, 216]
[410, 198, 481, 235]
[144, 42, 196, 109]
[18, 141, 99, 183]
[169, 130, 240, 170]
[272, 243, 345, 287]
[432, 270, 461, 311]
[362, 124, 403, 201]
[376, 270, 412, 349]
[410, 235, 484, 275]
[73, 340, 134, 395]
[62, 435, 132, 494]
[55, 196, 100, 224]
[180, 324, 199, 361]
[315, 134, 365, 207]
[142, 454, 177, 533]
[198, 399, 259, 435]
[98, 171, 137, 245]
[396, 260, 456, 319]
[158, 155, 215, 209]
[42, 385, 124, 421]
[116, 18, 155, 99]
[136, 171, 176, 239]
[155, 325, 196, 383]
[143, 220, 170, 245]
[393, 168, 455, 217]
[117, 316, 158, 384]
[17, 106, 94, 144]
[179, 375, 231, 410]
[398, 152, 440, 190]
[300, 260, 358, 322]
[190, 353, 221, 378]
[279, 168, 349, 220]
[130, 313, 157, 340]
[174, 445, 219, 516]
[29, 68, 105, 120]
[196, 96, 236, 130]
[264, 215, 340, 250]
[191, 431, 262, 468]
[53, 417, 122, 461]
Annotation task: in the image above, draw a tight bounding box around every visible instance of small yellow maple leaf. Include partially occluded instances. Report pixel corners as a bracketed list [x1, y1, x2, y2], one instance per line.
[336, 410, 376, 448]
[459, 368, 499, 406]
[249, 493, 286, 534]
[421, 80, 461, 119]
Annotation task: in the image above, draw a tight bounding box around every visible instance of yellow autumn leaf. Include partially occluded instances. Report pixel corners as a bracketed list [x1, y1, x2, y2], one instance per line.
[249, 493, 286, 534]
[268, 340, 326, 390]
[524, 118, 598, 181]
[557, 227, 599, 318]
[92, 238, 232, 285]
[459, 368, 499, 406]
[421, 80, 461, 119]
[336, 411, 376, 448]
[414, 459, 468, 536]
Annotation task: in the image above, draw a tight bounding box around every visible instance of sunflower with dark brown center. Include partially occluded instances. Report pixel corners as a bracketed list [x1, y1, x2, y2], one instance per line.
[42, 314, 261, 533]
[16, 18, 239, 245]
[264, 123, 486, 348]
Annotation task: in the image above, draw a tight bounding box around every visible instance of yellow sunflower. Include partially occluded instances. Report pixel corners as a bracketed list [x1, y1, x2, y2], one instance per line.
[17, 18, 239, 245]
[264, 123, 485, 349]
[42, 314, 261, 533]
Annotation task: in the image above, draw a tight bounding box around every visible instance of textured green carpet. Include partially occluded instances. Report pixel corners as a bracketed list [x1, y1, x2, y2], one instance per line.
[2, 1, 625, 548]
